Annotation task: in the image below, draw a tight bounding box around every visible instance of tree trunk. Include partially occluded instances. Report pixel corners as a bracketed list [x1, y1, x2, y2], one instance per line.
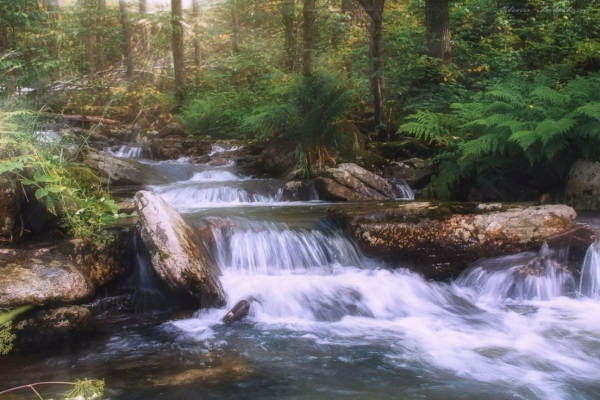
[119, 0, 135, 80]
[96, 0, 106, 71]
[302, 0, 316, 76]
[356, 0, 385, 127]
[139, 0, 151, 54]
[425, 0, 451, 63]
[171, 0, 187, 102]
[83, 33, 96, 75]
[231, 1, 240, 53]
[192, 0, 203, 83]
[282, 0, 296, 72]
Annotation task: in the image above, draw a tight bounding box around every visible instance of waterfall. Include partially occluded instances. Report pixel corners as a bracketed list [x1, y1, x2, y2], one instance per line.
[152, 180, 285, 209]
[579, 240, 600, 299]
[125, 232, 167, 313]
[108, 144, 145, 159]
[390, 178, 414, 200]
[204, 218, 362, 275]
[209, 144, 243, 156]
[455, 243, 577, 302]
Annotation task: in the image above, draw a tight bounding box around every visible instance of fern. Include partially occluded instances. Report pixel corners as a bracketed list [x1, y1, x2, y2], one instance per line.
[400, 69, 600, 199]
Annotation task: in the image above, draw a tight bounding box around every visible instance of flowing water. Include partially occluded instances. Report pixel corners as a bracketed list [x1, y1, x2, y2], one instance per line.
[2, 156, 600, 400]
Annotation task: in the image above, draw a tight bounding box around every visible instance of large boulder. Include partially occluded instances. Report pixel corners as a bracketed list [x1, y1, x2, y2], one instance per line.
[315, 163, 398, 201]
[0, 237, 131, 308]
[329, 201, 579, 280]
[0, 174, 20, 238]
[256, 138, 297, 178]
[149, 137, 212, 160]
[134, 191, 226, 308]
[564, 159, 600, 210]
[12, 306, 91, 350]
[84, 150, 146, 186]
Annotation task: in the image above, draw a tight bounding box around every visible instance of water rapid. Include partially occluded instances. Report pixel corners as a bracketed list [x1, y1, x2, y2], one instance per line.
[2, 158, 600, 400]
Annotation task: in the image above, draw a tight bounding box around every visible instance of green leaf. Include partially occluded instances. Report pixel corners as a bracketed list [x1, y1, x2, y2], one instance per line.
[34, 174, 60, 183]
[45, 196, 57, 216]
[35, 188, 48, 199]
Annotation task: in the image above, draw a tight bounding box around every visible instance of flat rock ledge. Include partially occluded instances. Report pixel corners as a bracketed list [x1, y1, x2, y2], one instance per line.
[329, 201, 586, 280]
[135, 190, 226, 308]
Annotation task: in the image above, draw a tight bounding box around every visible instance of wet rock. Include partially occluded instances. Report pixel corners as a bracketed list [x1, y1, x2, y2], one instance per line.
[315, 163, 396, 201]
[84, 150, 146, 186]
[256, 138, 297, 178]
[12, 306, 91, 350]
[157, 122, 185, 138]
[0, 174, 20, 238]
[329, 201, 577, 280]
[544, 225, 597, 262]
[564, 159, 600, 210]
[0, 236, 131, 308]
[134, 191, 226, 308]
[382, 159, 434, 190]
[222, 300, 251, 324]
[0, 246, 94, 308]
[282, 180, 315, 201]
[149, 137, 211, 160]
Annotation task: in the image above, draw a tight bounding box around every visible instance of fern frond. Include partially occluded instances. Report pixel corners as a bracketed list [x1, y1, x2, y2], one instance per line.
[573, 104, 600, 121]
[531, 86, 566, 105]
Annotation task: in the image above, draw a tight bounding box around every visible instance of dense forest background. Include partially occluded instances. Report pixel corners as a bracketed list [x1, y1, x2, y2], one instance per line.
[1, 0, 599, 205]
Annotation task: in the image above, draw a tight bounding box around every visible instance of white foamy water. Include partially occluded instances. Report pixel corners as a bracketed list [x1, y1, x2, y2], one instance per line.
[108, 144, 145, 158]
[169, 218, 600, 400]
[189, 170, 243, 182]
[580, 240, 600, 299]
[208, 144, 243, 156]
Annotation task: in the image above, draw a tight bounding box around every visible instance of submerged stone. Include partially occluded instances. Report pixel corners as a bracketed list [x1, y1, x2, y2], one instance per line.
[222, 299, 251, 324]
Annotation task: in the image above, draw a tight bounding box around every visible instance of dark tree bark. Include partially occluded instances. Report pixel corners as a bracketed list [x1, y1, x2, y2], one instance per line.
[171, 0, 187, 101]
[356, 0, 385, 126]
[425, 0, 452, 63]
[302, 0, 316, 76]
[282, 0, 296, 72]
[96, 0, 106, 71]
[119, 0, 135, 80]
[192, 0, 203, 83]
[139, 0, 147, 13]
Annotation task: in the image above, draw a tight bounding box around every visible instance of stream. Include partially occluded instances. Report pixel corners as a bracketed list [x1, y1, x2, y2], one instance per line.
[1, 148, 600, 400]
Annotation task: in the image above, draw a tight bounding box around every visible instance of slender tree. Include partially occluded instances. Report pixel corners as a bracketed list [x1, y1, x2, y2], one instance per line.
[230, 0, 240, 53]
[192, 0, 203, 83]
[302, 0, 316, 76]
[425, 0, 451, 63]
[282, 0, 296, 72]
[356, 0, 385, 126]
[119, 0, 135, 80]
[139, 0, 151, 54]
[171, 0, 186, 101]
[96, 0, 106, 71]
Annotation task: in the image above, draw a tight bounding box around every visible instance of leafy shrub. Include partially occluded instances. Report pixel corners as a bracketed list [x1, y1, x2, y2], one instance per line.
[243, 70, 358, 176]
[0, 109, 117, 241]
[400, 68, 600, 199]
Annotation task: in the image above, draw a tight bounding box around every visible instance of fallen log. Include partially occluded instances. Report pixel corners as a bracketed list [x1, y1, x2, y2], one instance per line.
[61, 115, 120, 125]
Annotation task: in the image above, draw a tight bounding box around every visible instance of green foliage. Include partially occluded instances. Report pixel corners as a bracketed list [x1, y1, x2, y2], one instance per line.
[0, 322, 16, 355]
[62, 378, 105, 400]
[400, 70, 600, 199]
[243, 70, 358, 176]
[0, 109, 117, 241]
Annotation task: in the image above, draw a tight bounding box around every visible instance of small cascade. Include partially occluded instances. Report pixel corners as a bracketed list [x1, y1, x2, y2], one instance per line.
[125, 233, 167, 313]
[108, 144, 147, 159]
[152, 181, 284, 209]
[579, 240, 600, 299]
[190, 170, 244, 182]
[455, 243, 577, 302]
[205, 218, 362, 275]
[209, 144, 243, 156]
[390, 178, 414, 200]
